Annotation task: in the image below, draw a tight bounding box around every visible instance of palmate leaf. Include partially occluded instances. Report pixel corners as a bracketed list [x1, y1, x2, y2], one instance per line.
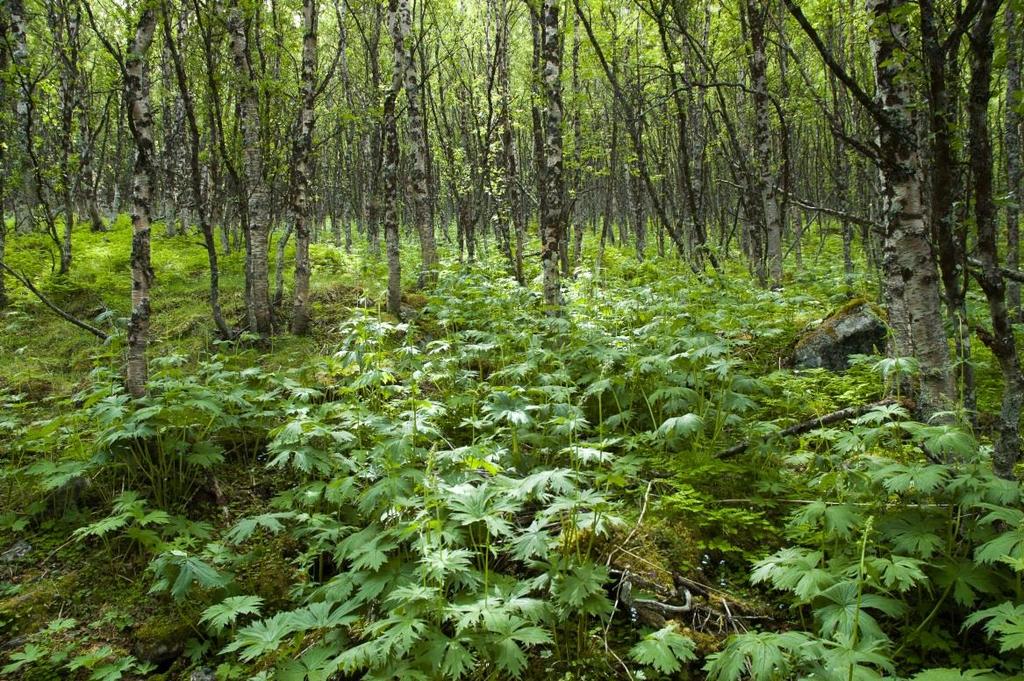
[629, 623, 697, 674]
[656, 413, 704, 439]
[552, 561, 612, 615]
[200, 595, 264, 633]
[441, 639, 475, 680]
[751, 548, 835, 601]
[963, 601, 1024, 652]
[222, 612, 297, 662]
[873, 555, 928, 592]
[814, 581, 905, 642]
[974, 526, 1024, 565]
[704, 630, 816, 681]
[73, 512, 130, 540]
[225, 512, 294, 544]
[876, 513, 945, 559]
[933, 558, 998, 608]
[873, 462, 949, 494]
[150, 550, 231, 600]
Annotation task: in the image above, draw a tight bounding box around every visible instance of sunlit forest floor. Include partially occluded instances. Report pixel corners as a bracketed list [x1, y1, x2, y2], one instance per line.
[0, 220, 1017, 680]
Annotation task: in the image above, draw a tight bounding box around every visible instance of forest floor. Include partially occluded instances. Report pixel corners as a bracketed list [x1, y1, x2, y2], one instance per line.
[0, 221, 1016, 681]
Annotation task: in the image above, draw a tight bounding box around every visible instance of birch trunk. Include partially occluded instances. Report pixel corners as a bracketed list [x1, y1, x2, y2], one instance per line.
[227, 0, 272, 336]
[125, 5, 157, 398]
[9, 0, 36, 234]
[540, 0, 564, 310]
[0, 4, 8, 309]
[291, 0, 318, 335]
[390, 0, 435, 285]
[869, 0, 955, 417]
[384, 0, 403, 317]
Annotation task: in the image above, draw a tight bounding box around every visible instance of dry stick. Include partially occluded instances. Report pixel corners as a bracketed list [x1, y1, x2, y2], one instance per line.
[0, 263, 109, 341]
[717, 398, 900, 458]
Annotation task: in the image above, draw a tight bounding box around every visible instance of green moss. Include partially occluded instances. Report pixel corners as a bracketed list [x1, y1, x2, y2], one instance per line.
[132, 613, 193, 665]
[793, 299, 885, 352]
[0, 572, 79, 637]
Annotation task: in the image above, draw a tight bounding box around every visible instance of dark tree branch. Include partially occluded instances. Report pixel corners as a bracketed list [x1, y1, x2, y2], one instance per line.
[782, 0, 892, 131]
[0, 264, 110, 340]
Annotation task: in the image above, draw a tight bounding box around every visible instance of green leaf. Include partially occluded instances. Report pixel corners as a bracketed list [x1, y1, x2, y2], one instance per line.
[629, 623, 697, 674]
[656, 413, 704, 439]
[200, 595, 264, 633]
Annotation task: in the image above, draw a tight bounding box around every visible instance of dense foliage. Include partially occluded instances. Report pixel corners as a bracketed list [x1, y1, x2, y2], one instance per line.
[1, 226, 1023, 679]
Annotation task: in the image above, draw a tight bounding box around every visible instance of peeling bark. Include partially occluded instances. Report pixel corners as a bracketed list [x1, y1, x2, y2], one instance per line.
[125, 5, 157, 398]
[384, 0, 403, 317]
[227, 0, 272, 336]
[869, 0, 955, 418]
[291, 0, 318, 335]
[540, 0, 564, 310]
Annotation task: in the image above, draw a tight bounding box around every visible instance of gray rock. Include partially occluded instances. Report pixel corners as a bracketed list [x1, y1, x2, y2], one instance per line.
[1, 541, 31, 562]
[190, 667, 217, 681]
[793, 302, 887, 371]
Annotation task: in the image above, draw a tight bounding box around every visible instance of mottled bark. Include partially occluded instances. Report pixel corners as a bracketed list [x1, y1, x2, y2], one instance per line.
[227, 0, 272, 336]
[9, 0, 36, 234]
[1007, 2, 1023, 321]
[0, 4, 8, 309]
[125, 5, 157, 398]
[384, 0, 403, 317]
[291, 0, 318, 335]
[869, 0, 955, 417]
[540, 0, 564, 310]
[390, 0, 435, 285]
[968, 0, 1021, 478]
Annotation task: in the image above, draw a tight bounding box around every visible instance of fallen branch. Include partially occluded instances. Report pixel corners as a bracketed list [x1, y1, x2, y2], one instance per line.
[0, 263, 110, 341]
[717, 398, 900, 458]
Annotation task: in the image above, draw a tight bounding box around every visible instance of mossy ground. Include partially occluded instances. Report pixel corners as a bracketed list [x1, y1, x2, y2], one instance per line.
[0, 219, 1016, 678]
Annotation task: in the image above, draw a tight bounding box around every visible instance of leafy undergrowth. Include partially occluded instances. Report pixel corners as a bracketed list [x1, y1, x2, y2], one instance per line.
[1, 223, 1022, 680]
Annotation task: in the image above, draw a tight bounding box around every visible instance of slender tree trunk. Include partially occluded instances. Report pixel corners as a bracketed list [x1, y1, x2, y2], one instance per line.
[495, 0, 525, 285]
[969, 0, 1021, 478]
[390, 0, 435, 286]
[384, 0, 403, 317]
[1006, 2, 1023, 321]
[274, 224, 292, 308]
[0, 4, 8, 309]
[162, 0, 230, 339]
[227, 0, 272, 336]
[746, 0, 782, 287]
[540, 0, 564, 310]
[9, 0, 36, 235]
[920, 0, 975, 418]
[125, 5, 157, 398]
[869, 0, 955, 418]
[291, 0, 318, 335]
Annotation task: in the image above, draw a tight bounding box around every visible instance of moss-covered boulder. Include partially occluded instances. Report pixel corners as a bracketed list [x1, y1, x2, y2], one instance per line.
[793, 301, 886, 371]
